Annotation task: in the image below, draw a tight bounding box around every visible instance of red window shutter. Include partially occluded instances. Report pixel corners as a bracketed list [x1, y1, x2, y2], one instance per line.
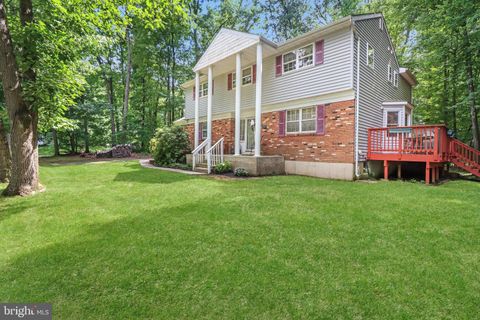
[275, 55, 282, 77]
[252, 64, 257, 84]
[227, 73, 232, 91]
[192, 86, 195, 100]
[315, 40, 324, 65]
[316, 104, 325, 135]
[278, 110, 286, 137]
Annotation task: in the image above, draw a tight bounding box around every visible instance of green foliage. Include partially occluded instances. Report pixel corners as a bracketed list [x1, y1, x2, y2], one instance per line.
[149, 125, 190, 165]
[214, 161, 233, 174]
[234, 167, 248, 177]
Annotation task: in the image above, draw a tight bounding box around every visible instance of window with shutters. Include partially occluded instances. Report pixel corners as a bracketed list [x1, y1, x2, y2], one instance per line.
[199, 82, 208, 98]
[387, 64, 392, 82]
[282, 43, 314, 74]
[366, 43, 374, 68]
[231, 66, 253, 88]
[286, 106, 316, 133]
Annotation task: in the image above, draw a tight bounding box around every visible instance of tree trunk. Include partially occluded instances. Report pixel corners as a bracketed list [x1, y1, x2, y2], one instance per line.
[0, 117, 11, 182]
[141, 76, 146, 150]
[0, 0, 40, 196]
[83, 116, 89, 153]
[122, 26, 132, 143]
[52, 129, 59, 156]
[464, 29, 480, 149]
[69, 132, 76, 154]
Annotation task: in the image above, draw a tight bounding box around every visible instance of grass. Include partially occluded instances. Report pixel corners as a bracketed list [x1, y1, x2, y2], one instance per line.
[0, 159, 479, 319]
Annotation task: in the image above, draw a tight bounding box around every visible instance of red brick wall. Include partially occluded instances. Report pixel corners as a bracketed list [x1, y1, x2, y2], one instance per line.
[262, 100, 355, 163]
[185, 119, 235, 154]
[184, 99, 355, 163]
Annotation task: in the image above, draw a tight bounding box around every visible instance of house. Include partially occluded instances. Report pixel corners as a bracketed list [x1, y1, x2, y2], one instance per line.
[177, 13, 417, 180]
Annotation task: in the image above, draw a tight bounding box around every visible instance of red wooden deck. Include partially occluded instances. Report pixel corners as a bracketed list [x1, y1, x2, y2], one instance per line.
[367, 125, 480, 184]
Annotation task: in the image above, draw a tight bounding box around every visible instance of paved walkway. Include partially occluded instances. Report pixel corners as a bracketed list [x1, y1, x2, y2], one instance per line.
[139, 159, 204, 175]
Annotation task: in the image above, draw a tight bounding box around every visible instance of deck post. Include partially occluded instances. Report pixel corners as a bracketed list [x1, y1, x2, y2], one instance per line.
[425, 162, 431, 185]
[397, 163, 402, 179]
[384, 160, 389, 180]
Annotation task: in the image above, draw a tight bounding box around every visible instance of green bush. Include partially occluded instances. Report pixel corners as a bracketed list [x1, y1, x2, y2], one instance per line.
[214, 161, 233, 174]
[234, 167, 248, 177]
[149, 125, 191, 166]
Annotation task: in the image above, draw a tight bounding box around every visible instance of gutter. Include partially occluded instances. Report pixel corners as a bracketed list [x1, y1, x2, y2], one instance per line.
[354, 34, 361, 178]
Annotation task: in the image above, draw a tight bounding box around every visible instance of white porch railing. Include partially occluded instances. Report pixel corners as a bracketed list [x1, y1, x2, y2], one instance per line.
[192, 139, 209, 171]
[206, 137, 224, 174]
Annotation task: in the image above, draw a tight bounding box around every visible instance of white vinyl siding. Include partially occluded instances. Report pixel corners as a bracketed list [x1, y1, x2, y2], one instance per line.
[184, 28, 353, 119]
[353, 17, 413, 160]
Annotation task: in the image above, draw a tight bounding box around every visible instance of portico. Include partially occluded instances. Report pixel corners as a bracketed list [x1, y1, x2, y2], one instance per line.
[192, 29, 277, 157]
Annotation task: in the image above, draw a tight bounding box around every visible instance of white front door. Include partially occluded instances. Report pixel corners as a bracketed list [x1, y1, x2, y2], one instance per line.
[240, 118, 255, 153]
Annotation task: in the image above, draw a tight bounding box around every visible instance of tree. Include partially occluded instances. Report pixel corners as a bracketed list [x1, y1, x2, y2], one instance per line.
[0, 0, 41, 195]
[0, 115, 10, 182]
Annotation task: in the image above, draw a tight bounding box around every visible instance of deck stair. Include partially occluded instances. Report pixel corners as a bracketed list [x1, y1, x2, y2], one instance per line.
[449, 138, 480, 177]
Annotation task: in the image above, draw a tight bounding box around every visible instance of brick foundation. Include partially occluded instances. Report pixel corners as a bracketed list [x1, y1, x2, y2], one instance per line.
[184, 99, 355, 163]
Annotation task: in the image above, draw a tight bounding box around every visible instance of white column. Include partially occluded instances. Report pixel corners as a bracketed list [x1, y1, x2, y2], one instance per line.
[254, 42, 263, 156]
[234, 53, 242, 155]
[207, 65, 213, 150]
[194, 72, 200, 148]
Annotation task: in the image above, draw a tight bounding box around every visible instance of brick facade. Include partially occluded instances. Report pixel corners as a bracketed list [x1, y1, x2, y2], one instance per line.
[185, 99, 355, 163]
[185, 118, 235, 154]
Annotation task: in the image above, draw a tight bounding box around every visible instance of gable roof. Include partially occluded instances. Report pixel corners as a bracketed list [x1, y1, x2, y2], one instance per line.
[193, 28, 277, 72]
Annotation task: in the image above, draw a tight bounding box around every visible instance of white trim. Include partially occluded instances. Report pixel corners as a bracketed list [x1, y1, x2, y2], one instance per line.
[354, 36, 361, 178]
[194, 72, 200, 148]
[254, 42, 263, 157]
[207, 66, 213, 151]
[234, 53, 242, 155]
[387, 64, 392, 82]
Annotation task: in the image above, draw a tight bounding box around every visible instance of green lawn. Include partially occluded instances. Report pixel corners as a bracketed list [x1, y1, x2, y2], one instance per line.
[1, 160, 479, 319]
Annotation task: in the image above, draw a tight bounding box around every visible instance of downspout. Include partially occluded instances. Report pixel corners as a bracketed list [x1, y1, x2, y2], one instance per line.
[354, 34, 361, 178]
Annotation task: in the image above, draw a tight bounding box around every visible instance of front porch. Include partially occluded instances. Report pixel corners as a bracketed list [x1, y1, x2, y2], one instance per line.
[187, 153, 285, 176]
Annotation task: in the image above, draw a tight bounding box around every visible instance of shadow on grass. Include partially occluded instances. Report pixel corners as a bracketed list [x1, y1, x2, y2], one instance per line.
[113, 163, 197, 185]
[0, 197, 32, 222]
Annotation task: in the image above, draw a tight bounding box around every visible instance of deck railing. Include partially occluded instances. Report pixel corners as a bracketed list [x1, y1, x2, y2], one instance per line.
[367, 125, 449, 162]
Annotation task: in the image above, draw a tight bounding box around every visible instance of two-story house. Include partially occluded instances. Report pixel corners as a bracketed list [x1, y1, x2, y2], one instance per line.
[177, 13, 417, 179]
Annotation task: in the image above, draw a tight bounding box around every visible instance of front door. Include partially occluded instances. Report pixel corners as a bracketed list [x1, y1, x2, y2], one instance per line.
[245, 118, 255, 152]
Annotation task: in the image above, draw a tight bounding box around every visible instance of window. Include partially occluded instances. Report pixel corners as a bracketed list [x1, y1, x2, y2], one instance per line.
[387, 64, 392, 82]
[242, 67, 252, 85]
[232, 66, 252, 88]
[386, 111, 399, 127]
[393, 70, 399, 87]
[200, 122, 207, 139]
[286, 106, 316, 133]
[199, 82, 208, 97]
[379, 18, 383, 30]
[283, 44, 314, 73]
[367, 43, 374, 68]
[240, 120, 245, 140]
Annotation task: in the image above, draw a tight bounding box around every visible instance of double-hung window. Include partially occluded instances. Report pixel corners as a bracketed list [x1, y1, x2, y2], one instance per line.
[286, 106, 316, 133]
[199, 82, 208, 97]
[388, 64, 392, 82]
[200, 122, 207, 139]
[283, 44, 314, 73]
[393, 70, 399, 87]
[232, 66, 252, 88]
[367, 43, 374, 68]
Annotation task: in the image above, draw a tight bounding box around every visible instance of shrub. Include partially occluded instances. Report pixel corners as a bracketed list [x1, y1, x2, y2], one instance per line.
[214, 161, 233, 174]
[149, 125, 190, 166]
[234, 167, 248, 177]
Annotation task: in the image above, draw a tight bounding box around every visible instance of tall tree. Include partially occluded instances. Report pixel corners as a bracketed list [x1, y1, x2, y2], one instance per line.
[0, 116, 10, 182]
[0, 0, 40, 195]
